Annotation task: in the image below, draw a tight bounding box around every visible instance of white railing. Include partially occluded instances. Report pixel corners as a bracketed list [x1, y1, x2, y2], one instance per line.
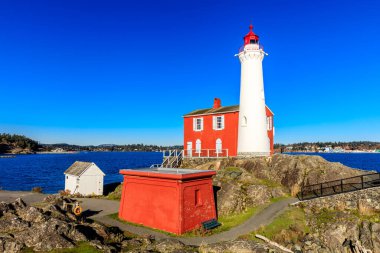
[183, 149, 229, 158]
[161, 150, 183, 168]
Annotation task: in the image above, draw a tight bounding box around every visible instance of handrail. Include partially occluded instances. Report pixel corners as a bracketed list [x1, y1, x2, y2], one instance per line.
[182, 149, 229, 158]
[298, 172, 380, 201]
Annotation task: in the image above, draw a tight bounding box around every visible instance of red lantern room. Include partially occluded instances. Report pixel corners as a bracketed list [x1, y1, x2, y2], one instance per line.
[243, 24, 259, 46]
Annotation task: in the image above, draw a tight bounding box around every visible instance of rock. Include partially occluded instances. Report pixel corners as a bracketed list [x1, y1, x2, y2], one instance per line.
[0, 202, 14, 217]
[0, 236, 24, 253]
[11, 198, 26, 211]
[154, 238, 186, 253]
[17, 206, 46, 222]
[372, 223, 380, 253]
[0, 218, 30, 233]
[359, 221, 373, 250]
[199, 239, 277, 253]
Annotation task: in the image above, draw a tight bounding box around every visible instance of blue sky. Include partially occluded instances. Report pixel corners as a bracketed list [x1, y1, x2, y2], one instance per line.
[1, 0, 379, 145]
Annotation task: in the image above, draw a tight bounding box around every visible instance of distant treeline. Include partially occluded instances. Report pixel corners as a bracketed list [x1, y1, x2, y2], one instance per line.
[42, 143, 184, 152]
[274, 141, 380, 151]
[0, 133, 40, 153]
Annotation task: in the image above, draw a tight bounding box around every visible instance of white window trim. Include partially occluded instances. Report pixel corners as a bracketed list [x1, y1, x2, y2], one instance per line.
[213, 115, 225, 130]
[193, 117, 204, 132]
[195, 139, 201, 153]
[216, 138, 222, 153]
[267, 116, 273, 131]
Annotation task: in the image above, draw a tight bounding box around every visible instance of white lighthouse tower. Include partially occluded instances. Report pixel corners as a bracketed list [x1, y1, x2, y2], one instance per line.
[237, 25, 270, 156]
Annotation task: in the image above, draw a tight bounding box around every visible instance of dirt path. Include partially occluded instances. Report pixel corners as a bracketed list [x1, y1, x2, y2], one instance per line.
[0, 190, 298, 246]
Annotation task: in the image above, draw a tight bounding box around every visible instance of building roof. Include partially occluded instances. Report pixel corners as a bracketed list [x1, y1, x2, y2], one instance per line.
[183, 105, 273, 117]
[183, 105, 239, 117]
[64, 161, 95, 176]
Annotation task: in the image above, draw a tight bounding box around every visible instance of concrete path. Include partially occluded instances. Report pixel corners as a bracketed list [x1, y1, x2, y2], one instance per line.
[0, 190, 298, 246]
[0, 190, 46, 204]
[92, 197, 298, 246]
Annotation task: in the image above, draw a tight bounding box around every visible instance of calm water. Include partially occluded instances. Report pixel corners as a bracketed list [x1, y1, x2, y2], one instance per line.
[0, 152, 162, 193]
[0, 152, 379, 193]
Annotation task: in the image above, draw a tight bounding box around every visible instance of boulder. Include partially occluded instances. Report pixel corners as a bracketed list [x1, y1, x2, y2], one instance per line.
[154, 238, 186, 253]
[0, 236, 24, 253]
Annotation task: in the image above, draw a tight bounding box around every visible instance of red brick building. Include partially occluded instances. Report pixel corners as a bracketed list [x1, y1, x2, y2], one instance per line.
[183, 98, 274, 157]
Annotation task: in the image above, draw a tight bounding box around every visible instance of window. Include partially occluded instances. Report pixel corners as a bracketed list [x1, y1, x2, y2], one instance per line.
[216, 138, 222, 153]
[242, 116, 247, 127]
[193, 118, 203, 131]
[213, 115, 224, 130]
[267, 116, 273, 130]
[195, 139, 201, 153]
[66, 176, 68, 179]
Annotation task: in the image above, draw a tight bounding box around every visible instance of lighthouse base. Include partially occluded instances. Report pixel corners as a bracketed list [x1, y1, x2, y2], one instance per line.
[237, 152, 271, 157]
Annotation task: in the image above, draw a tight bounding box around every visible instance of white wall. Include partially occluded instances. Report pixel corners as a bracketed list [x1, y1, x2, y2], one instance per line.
[64, 163, 104, 196]
[64, 174, 78, 194]
[237, 43, 270, 156]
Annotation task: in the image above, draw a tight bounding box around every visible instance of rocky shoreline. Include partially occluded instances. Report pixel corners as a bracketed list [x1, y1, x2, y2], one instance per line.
[1, 154, 380, 252]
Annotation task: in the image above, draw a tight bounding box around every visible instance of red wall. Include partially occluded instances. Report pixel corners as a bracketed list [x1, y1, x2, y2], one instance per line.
[184, 112, 239, 157]
[184, 108, 274, 156]
[119, 173, 217, 235]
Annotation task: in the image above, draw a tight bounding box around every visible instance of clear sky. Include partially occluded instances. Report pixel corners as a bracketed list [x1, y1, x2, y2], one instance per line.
[1, 0, 379, 145]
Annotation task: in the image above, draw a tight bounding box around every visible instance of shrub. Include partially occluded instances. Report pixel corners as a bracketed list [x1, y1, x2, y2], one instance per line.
[31, 187, 43, 193]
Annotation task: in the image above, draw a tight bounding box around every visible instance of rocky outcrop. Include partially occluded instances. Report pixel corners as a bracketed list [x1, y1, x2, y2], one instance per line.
[0, 197, 197, 253]
[213, 167, 286, 215]
[293, 187, 380, 252]
[182, 154, 366, 196]
[297, 187, 380, 214]
[199, 239, 279, 253]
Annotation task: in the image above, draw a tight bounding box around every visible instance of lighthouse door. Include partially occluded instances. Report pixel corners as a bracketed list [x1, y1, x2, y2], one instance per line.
[187, 142, 192, 157]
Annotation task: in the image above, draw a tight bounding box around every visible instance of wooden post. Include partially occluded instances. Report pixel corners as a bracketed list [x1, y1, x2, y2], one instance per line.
[341, 179, 343, 193]
[320, 184, 323, 196]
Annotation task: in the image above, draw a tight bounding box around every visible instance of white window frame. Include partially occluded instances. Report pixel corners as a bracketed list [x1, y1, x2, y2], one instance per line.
[213, 115, 225, 130]
[216, 138, 222, 153]
[267, 116, 273, 131]
[195, 139, 201, 153]
[193, 117, 203, 131]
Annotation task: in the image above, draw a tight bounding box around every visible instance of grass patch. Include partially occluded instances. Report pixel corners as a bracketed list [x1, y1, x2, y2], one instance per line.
[108, 196, 291, 238]
[21, 242, 101, 253]
[243, 206, 309, 244]
[257, 178, 282, 188]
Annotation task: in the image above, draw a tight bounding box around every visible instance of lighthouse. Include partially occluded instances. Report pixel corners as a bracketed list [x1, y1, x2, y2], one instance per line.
[237, 25, 271, 156]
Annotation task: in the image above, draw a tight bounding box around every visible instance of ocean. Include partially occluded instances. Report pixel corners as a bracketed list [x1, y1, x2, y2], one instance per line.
[0, 151, 379, 193]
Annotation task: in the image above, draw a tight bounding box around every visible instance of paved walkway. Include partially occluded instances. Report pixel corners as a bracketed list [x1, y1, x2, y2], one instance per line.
[0, 191, 298, 246]
[93, 198, 298, 246]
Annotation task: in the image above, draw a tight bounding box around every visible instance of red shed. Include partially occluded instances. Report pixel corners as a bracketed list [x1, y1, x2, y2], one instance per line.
[118, 168, 217, 235]
[183, 98, 274, 157]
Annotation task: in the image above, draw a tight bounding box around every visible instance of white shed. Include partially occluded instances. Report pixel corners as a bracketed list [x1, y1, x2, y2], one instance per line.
[64, 161, 105, 196]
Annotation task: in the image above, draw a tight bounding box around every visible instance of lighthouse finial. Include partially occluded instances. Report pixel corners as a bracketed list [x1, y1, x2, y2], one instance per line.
[249, 24, 253, 31]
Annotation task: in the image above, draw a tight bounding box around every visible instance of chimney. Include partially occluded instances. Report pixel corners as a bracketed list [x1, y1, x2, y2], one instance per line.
[213, 98, 222, 109]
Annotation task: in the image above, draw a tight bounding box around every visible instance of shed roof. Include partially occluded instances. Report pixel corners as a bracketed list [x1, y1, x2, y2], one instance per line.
[64, 161, 99, 176]
[183, 105, 273, 117]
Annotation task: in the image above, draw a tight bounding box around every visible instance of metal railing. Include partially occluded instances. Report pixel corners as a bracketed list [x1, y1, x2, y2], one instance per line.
[161, 150, 183, 168]
[183, 149, 229, 158]
[298, 172, 380, 201]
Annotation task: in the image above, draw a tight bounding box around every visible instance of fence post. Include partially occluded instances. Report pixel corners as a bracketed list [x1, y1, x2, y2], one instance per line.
[320, 184, 323, 197]
[341, 179, 343, 193]
[207, 149, 209, 157]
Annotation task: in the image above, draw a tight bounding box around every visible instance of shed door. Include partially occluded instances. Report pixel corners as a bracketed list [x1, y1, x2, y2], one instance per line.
[187, 142, 192, 157]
